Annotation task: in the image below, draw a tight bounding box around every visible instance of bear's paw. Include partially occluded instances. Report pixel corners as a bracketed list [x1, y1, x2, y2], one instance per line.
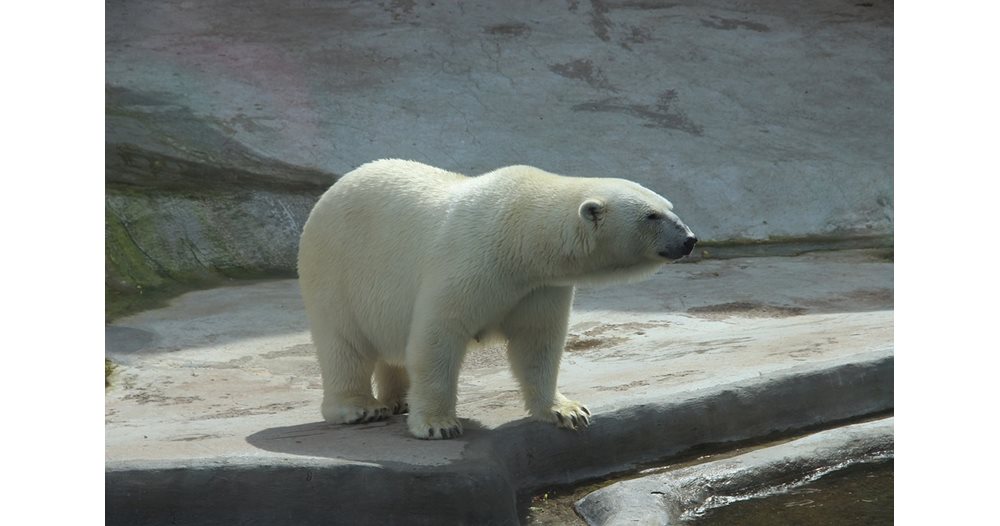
[407, 413, 463, 440]
[539, 398, 591, 431]
[322, 396, 392, 425]
[379, 397, 409, 415]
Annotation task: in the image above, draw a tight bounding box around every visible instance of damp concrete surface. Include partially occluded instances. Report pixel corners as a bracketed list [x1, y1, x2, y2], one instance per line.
[105, 249, 893, 525]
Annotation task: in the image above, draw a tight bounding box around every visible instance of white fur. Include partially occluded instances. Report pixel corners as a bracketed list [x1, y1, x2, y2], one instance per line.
[297, 160, 694, 439]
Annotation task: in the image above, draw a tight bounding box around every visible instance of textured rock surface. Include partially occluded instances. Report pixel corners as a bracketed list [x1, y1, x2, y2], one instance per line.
[105, 0, 893, 313]
[104, 85, 334, 317]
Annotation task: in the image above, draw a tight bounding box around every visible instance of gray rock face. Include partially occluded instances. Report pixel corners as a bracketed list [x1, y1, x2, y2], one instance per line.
[105, 85, 335, 314]
[106, 86, 335, 192]
[105, 0, 893, 312]
[105, 188, 318, 281]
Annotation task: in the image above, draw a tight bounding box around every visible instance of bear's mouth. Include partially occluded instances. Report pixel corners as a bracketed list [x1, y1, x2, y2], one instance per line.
[658, 250, 686, 260]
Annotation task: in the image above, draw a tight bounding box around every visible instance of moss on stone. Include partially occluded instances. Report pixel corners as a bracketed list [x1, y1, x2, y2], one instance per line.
[105, 183, 306, 320]
[105, 359, 116, 388]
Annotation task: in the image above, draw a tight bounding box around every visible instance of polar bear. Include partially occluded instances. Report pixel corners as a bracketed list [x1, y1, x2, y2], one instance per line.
[298, 160, 696, 439]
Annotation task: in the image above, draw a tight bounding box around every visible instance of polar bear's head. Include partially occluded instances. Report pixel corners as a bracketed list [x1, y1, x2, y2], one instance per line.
[571, 179, 696, 284]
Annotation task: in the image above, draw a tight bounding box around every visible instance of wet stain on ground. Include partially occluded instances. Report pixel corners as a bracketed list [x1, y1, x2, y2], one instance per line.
[484, 22, 531, 37]
[565, 335, 629, 351]
[687, 302, 807, 319]
[565, 321, 667, 352]
[585, 321, 665, 335]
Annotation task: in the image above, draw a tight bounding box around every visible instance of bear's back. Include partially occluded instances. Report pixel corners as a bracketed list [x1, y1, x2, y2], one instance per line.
[336, 159, 466, 200]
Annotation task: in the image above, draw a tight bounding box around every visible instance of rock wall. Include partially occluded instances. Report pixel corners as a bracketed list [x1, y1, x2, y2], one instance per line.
[105, 87, 333, 318]
[105, 0, 893, 316]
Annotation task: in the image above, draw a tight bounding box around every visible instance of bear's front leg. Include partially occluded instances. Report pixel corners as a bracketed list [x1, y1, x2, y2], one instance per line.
[503, 286, 591, 431]
[405, 323, 468, 440]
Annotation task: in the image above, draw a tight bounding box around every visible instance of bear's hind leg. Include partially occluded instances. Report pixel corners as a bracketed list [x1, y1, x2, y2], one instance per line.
[315, 330, 390, 424]
[374, 361, 410, 415]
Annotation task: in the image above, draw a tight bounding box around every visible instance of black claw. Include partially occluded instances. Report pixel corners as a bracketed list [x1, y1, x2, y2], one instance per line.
[570, 415, 578, 427]
[582, 406, 591, 416]
[428, 427, 435, 437]
[441, 427, 450, 439]
[555, 412, 564, 424]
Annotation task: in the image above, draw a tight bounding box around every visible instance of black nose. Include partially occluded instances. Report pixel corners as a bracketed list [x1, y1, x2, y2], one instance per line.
[683, 236, 698, 253]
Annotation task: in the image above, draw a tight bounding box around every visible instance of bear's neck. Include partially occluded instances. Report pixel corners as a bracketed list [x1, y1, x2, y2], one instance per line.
[495, 201, 615, 287]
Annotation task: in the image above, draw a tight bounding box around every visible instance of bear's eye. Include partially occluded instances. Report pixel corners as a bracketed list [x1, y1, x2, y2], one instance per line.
[646, 212, 664, 221]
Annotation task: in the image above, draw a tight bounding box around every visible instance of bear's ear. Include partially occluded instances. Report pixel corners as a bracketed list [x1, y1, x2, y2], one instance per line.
[579, 199, 606, 225]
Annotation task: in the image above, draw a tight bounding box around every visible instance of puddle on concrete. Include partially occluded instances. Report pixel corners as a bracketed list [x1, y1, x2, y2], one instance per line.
[690, 460, 893, 526]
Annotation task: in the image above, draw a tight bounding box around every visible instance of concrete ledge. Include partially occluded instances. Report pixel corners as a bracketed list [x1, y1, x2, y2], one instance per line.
[575, 417, 894, 525]
[107, 353, 891, 525]
[106, 251, 892, 524]
[492, 353, 892, 496]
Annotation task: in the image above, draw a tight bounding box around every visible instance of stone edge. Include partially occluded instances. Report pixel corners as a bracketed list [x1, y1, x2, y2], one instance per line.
[106, 352, 893, 525]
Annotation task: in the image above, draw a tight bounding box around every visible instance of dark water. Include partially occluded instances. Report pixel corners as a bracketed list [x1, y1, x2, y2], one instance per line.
[691, 460, 893, 526]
